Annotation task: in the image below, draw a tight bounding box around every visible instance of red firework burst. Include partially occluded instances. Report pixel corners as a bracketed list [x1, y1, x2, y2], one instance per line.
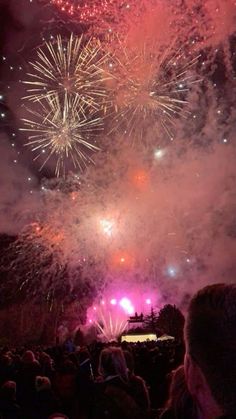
[51, 0, 116, 23]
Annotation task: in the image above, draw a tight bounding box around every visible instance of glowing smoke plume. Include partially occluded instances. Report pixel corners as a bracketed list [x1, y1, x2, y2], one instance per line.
[1, 0, 236, 314]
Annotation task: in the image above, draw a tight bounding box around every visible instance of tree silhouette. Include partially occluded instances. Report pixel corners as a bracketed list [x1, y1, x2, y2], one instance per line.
[156, 304, 185, 341]
[143, 307, 158, 332]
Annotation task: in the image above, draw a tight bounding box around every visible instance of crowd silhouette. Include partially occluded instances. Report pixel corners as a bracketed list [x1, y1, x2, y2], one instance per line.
[0, 284, 235, 419]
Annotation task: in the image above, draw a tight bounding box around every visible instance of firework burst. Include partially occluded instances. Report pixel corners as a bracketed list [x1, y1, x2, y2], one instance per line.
[21, 92, 102, 177]
[95, 312, 128, 341]
[51, 0, 114, 21]
[0, 222, 65, 306]
[0, 221, 99, 309]
[107, 38, 200, 139]
[91, 304, 128, 341]
[23, 34, 110, 111]
[50, 0, 137, 26]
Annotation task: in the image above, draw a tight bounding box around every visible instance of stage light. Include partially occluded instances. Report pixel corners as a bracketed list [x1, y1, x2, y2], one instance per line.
[110, 298, 117, 305]
[119, 297, 134, 315]
[146, 298, 151, 305]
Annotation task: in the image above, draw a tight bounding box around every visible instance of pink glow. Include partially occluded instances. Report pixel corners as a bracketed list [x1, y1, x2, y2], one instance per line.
[110, 298, 117, 305]
[119, 297, 134, 315]
[86, 290, 158, 329]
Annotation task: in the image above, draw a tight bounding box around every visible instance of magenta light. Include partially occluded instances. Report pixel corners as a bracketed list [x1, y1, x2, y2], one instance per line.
[146, 298, 151, 305]
[110, 298, 117, 305]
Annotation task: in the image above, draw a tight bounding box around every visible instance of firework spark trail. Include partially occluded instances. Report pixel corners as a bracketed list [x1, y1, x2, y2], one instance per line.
[95, 308, 128, 341]
[0, 222, 65, 306]
[21, 92, 102, 177]
[106, 37, 201, 139]
[2, 223, 97, 310]
[23, 34, 111, 112]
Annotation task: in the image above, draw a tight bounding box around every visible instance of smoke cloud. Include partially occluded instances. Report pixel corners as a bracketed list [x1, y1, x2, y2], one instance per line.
[0, 0, 236, 308]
